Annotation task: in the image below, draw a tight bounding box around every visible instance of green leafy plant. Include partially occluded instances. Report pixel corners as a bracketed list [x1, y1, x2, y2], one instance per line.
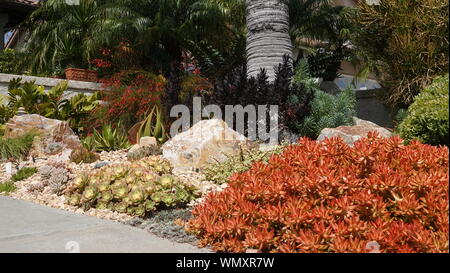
[0, 49, 23, 74]
[398, 75, 449, 146]
[6, 78, 99, 134]
[351, 0, 449, 107]
[81, 135, 96, 151]
[0, 181, 16, 195]
[11, 167, 37, 182]
[296, 87, 356, 139]
[290, 59, 356, 139]
[92, 123, 130, 152]
[136, 105, 167, 144]
[204, 146, 285, 185]
[0, 132, 38, 161]
[66, 157, 197, 217]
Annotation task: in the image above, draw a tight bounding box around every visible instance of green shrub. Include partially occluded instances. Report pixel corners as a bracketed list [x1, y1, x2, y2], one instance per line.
[296, 87, 356, 139]
[0, 181, 16, 194]
[0, 132, 37, 161]
[352, 0, 449, 107]
[204, 146, 284, 185]
[398, 75, 449, 146]
[92, 123, 130, 152]
[66, 157, 197, 217]
[6, 78, 99, 134]
[11, 167, 37, 182]
[0, 49, 23, 74]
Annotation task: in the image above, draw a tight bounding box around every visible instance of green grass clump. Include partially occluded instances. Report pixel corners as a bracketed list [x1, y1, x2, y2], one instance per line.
[203, 146, 285, 185]
[11, 167, 37, 182]
[0, 181, 16, 194]
[0, 132, 37, 161]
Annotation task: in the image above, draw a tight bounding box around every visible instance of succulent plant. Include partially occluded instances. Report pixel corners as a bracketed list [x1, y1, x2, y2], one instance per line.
[70, 147, 100, 164]
[100, 191, 113, 203]
[144, 200, 156, 212]
[113, 185, 129, 199]
[82, 186, 98, 201]
[134, 205, 146, 217]
[130, 189, 145, 204]
[39, 164, 71, 195]
[72, 176, 87, 192]
[96, 202, 108, 210]
[115, 202, 128, 213]
[66, 158, 197, 218]
[159, 175, 175, 189]
[68, 194, 81, 206]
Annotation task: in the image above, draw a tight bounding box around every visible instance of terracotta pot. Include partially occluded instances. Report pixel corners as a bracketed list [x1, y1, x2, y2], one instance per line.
[64, 68, 98, 82]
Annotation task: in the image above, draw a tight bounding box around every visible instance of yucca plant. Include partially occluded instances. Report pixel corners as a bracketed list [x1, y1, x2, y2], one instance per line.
[136, 105, 167, 144]
[92, 123, 130, 152]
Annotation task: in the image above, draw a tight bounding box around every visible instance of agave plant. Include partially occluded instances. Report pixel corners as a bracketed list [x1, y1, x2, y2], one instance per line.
[92, 123, 130, 152]
[136, 105, 167, 144]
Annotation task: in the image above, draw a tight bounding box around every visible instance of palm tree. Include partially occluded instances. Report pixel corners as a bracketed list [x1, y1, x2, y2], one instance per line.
[245, 0, 293, 82]
[23, 0, 109, 74]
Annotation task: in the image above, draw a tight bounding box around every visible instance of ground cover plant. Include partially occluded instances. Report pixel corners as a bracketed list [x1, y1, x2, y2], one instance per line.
[66, 157, 198, 217]
[187, 133, 449, 253]
[11, 167, 37, 182]
[398, 75, 449, 146]
[0, 181, 16, 194]
[0, 132, 38, 161]
[204, 146, 285, 185]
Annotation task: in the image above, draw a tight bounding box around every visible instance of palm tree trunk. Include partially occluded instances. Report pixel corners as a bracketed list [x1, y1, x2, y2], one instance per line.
[246, 0, 293, 82]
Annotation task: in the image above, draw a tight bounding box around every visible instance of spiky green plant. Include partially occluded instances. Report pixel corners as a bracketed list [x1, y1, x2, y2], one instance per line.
[136, 105, 167, 144]
[92, 123, 130, 152]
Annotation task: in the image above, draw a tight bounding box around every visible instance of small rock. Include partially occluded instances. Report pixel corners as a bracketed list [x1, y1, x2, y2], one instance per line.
[5, 162, 13, 175]
[94, 162, 110, 169]
[140, 136, 157, 147]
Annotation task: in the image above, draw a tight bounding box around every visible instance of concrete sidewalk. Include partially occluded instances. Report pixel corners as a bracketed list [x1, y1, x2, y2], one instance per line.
[0, 196, 210, 253]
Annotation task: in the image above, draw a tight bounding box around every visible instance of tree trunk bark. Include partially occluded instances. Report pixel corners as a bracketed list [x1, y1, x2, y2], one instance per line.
[246, 0, 293, 82]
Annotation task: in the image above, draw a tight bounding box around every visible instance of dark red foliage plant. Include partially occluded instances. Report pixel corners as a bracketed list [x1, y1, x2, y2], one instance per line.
[187, 132, 449, 253]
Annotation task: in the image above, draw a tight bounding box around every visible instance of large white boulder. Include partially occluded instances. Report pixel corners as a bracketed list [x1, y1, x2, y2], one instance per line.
[162, 119, 256, 171]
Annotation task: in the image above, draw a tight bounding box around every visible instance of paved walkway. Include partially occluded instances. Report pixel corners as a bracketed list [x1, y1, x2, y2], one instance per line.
[0, 196, 210, 253]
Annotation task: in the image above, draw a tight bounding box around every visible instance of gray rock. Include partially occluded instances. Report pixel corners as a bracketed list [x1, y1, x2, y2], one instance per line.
[94, 162, 110, 169]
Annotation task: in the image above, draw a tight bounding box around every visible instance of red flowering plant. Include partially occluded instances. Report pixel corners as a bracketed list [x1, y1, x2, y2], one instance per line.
[97, 70, 166, 129]
[187, 133, 449, 253]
